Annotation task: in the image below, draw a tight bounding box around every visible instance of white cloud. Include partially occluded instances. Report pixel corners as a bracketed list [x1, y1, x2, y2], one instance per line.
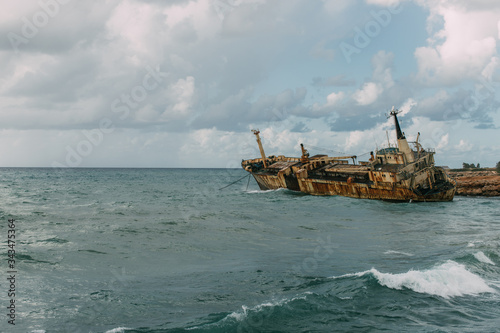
[345, 130, 364, 151]
[436, 133, 449, 149]
[481, 56, 500, 81]
[322, 0, 352, 15]
[106, 1, 166, 57]
[372, 50, 394, 88]
[168, 76, 196, 116]
[399, 98, 417, 117]
[326, 91, 345, 106]
[415, 2, 500, 85]
[353, 82, 383, 105]
[365, 0, 401, 7]
[454, 139, 474, 152]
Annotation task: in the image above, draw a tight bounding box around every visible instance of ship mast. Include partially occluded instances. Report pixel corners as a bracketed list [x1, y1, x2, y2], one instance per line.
[390, 107, 415, 164]
[252, 130, 268, 168]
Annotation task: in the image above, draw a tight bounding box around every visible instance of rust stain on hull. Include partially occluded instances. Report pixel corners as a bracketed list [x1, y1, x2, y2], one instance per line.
[252, 173, 455, 202]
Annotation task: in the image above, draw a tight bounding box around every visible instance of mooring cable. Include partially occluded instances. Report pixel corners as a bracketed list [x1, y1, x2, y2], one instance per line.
[246, 173, 251, 191]
[218, 174, 251, 190]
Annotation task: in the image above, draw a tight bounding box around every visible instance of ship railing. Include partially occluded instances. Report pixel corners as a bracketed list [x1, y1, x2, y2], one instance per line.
[242, 156, 301, 166]
[409, 141, 435, 153]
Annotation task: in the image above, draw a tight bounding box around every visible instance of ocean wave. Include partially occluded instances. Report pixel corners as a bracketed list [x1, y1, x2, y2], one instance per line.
[383, 250, 414, 257]
[473, 251, 496, 265]
[333, 261, 495, 299]
[245, 188, 287, 194]
[104, 328, 131, 333]
[188, 293, 311, 330]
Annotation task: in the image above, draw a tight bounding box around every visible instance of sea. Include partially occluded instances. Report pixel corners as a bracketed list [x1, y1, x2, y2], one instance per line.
[1, 167, 499, 333]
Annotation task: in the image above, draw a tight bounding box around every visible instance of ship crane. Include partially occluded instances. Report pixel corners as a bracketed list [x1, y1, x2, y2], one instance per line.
[251, 129, 268, 168]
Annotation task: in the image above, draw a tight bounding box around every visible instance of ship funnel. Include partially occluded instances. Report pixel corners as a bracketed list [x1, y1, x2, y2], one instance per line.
[389, 108, 415, 164]
[252, 129, 268, 168]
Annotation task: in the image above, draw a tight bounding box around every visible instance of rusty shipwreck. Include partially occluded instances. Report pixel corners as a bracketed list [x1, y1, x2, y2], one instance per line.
[241, 108, 456, 202]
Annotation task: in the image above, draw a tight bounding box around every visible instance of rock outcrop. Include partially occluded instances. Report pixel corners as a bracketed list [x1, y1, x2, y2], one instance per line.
[448, 170, 500, 196]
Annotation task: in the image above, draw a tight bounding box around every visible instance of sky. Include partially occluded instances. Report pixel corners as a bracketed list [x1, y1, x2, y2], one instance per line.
[1, 0, 499, 168]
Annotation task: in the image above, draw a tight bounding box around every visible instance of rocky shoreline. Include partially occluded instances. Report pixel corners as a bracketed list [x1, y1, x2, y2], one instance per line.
[448, 170, 500, 197]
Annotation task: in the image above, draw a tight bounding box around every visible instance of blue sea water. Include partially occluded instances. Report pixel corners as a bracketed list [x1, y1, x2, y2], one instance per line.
[1, 168, 500, 332]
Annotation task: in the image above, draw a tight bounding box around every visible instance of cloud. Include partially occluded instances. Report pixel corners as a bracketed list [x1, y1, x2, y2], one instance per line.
[454, 139, 473, 152]
[1, 0, 499, 168]
[326, 91, 346, 106]
[353, 82, 383, 105]
[415, 1, 500, 85]
[413, 87, 498, 128]
[167, 76, 196, 117]
[372, 50, 394, 88]
[365, 0, 402, 7]
[312, 75, 356, 87]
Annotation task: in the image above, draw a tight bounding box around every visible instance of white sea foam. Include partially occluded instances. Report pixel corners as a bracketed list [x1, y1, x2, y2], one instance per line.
[384, 250, 414, 257]
[105, 328, 131, 333]
[474, 251, 496, 265]
[226, 294, 309, 322]
[187, 294, 310, 330]
[333, 261, 495, 299]
[246, 188, 286, 194]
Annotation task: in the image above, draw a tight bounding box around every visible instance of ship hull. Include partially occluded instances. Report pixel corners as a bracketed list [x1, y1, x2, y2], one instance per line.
[252, 172, 300, 192]
[251, 173, 455, 202]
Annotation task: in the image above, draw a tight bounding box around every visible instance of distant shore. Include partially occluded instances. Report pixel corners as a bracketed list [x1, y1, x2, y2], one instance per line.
[448, 169, 500, 197]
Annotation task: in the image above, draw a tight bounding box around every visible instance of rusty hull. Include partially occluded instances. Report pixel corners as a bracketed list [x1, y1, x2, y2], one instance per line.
[296, 176, 455, 202]
[250, 159, 301, 191]
[243, 155, 456, 202]
[242, 109, 456, 202]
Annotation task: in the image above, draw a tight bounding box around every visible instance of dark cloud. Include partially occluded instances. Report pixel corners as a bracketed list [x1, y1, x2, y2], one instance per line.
[291, 121, 311, 133]
[190, 87, 308, 131]
[0, 2, 115, 54]
[414, 88, 499, 128]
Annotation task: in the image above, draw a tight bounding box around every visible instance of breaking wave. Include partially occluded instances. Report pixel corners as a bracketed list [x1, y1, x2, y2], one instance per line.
[226, 293, 310, 323]
[474, 251, 496, 265]
[104, 328, 131, 333]
[187, 294, 311, 331]
[333, 261, 495, 299]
